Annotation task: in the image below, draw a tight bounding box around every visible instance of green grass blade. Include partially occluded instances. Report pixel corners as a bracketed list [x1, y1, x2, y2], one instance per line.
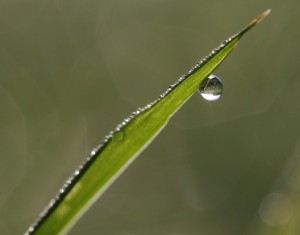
[25, 10, 270, 235]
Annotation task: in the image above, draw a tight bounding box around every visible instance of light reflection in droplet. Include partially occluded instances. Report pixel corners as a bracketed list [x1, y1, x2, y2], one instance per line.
[198, 74, 223, 101]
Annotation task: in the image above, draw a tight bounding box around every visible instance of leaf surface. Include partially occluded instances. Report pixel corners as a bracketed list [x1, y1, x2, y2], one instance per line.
[26, 9, 270, 235]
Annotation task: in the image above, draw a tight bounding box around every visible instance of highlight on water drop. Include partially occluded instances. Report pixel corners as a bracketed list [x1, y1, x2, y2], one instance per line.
[198, 74, 223, 101]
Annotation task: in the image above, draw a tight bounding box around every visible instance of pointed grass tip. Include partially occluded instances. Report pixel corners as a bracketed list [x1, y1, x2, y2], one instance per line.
[239, 9, 271, 37]
[252, 9, 271, 25]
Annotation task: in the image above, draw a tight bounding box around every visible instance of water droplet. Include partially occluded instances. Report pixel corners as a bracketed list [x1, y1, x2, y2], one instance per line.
[113, 130, 125, 141]
[90, 149, 97, 156]
[198, 74, 223, 101]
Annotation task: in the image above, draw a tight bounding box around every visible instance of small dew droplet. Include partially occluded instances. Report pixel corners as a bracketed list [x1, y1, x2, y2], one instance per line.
[198, 74, 223, 101]
[113, 130, 125, 141]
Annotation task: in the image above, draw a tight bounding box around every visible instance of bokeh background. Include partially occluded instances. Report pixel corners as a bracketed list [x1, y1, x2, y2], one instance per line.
[1, 0, 300, 234]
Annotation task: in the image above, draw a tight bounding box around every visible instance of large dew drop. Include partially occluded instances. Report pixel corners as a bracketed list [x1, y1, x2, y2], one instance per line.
[198, 74, 223, 101]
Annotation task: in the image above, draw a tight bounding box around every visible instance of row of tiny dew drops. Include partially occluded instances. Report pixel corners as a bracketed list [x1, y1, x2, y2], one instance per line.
[198, 74, 223, 101]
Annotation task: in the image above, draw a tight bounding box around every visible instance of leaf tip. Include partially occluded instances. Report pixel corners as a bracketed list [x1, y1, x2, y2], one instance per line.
[253, 9, 271, 25]
[238, 9, 271, 37]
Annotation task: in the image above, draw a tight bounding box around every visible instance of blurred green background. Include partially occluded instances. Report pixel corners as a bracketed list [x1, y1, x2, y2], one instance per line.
[1, 0, 300, 234]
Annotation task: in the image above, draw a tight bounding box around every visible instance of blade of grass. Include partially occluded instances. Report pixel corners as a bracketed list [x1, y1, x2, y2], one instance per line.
[25, 9, 270, 235]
